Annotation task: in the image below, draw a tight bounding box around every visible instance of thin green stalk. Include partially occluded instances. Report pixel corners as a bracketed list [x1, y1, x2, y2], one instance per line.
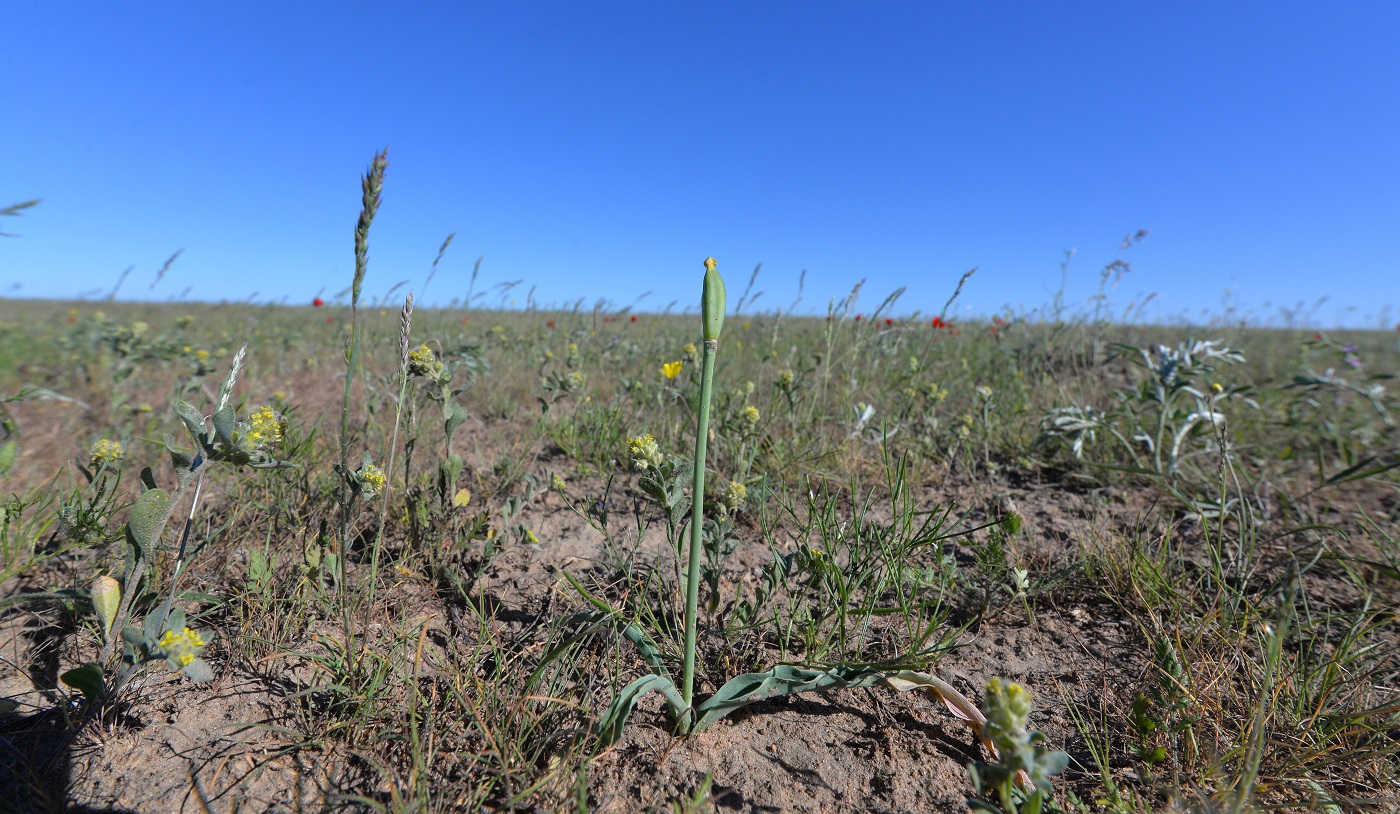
[681, 258, 726, 721]
[682, 337, 716, 711]
[331, 148, 387, 687]
[362, 292, 414, 648]
[337, 148, 386, 613]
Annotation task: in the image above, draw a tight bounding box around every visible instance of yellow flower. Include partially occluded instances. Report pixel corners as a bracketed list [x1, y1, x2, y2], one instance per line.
[982, 678, 1033, 743]
[90, 439, 124, 467]
[525, 529, 540, 544]
[453, 488, 472, 508]
[721, 480, 747, 512]
[243, 406, 284, 449]
[683, 342, 699, 365]
[1212, 382, 1224, 393]
[551, 473, 567, 491]
[742, 405, 760, 428]
[358, 463, 387, 497]
[778, 368, 795, 388]
[628, 433, 664, 471]
[157, 626, 207, 668]
[408, 343, 438, 377]
[661, 361, 683, 379]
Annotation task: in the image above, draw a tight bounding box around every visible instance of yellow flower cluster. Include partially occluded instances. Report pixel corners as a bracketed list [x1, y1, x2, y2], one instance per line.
[742, 405, 761, 429]
[982, 677, 1033, 744]
[90, 439, 124, 467]
[628, 433, 663, 471]
[721, 480, 747, 512]
[358, 463, 387, 495]
[408, 343, 437, 377]
[157, 626, 206, 667]
[244, 406, 284, 449]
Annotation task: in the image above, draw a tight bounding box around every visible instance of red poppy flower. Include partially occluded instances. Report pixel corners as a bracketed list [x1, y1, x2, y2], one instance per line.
[603, 316, 611, 323]
[884, 318, 893, 326]
[855, 314, 863, 321]
[325, 316, 334, 323]
[630, 315, 637, 322]
[313, 297, 325, 307]
[547, 320, 555, 328]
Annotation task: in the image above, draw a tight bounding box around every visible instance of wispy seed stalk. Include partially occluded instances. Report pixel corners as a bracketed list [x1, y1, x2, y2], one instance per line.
[338, 148, 388, 611]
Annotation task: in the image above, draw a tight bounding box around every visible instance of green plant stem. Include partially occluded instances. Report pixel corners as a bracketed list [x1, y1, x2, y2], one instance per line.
[682, 337, 718, 720]
[99, 461, 202, 667]
[362, 296, 413, 655]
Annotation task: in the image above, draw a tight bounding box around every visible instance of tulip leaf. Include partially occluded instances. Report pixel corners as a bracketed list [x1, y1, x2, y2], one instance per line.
[594, 673, 686, 747]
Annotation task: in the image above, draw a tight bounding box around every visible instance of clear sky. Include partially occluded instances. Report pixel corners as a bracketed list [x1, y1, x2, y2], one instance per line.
[3, 2, 1398, 326]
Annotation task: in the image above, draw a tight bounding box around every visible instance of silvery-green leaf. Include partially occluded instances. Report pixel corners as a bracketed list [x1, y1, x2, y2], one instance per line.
[163, 433, 195, 471]
[126, 489, 171, 559]
[213, 405, 236, 447]
[145, 601, 170, 643]
[182, 658, 214, 683]
[174, 401, 208, 447]
[443, 401, 467, 444]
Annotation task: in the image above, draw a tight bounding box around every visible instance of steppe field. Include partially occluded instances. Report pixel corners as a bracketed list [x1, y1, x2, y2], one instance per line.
[0, 175, 1397, 814]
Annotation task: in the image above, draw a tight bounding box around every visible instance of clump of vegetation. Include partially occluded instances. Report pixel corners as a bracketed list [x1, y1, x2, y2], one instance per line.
[0, 154, 1394, 814]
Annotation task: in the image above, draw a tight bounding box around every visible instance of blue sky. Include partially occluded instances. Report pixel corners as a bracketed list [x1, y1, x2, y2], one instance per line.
[3, 2, 1398, 325]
